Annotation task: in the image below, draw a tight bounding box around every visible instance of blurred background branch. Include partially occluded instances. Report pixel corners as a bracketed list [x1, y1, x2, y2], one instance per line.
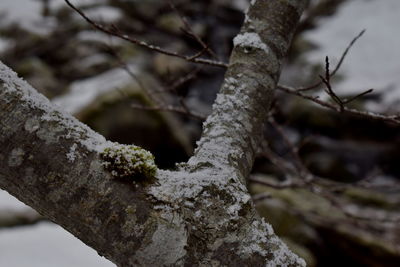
[0, 209, 45, 228]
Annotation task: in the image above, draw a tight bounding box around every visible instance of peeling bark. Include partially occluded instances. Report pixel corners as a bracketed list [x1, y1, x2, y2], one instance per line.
[0, 0, 307, 266]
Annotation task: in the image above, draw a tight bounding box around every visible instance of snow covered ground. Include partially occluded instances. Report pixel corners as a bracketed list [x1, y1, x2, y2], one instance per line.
[0, 192, 114, 267]
[1, 0, 400, 266]
[52, 66, 139, 114]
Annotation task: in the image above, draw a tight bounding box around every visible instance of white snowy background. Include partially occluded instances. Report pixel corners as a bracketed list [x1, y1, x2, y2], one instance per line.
[303, 0, 400, 112]
[1, 0, 400, 266]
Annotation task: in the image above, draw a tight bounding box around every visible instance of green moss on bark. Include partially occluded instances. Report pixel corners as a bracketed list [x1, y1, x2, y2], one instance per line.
[100, 143, 157, 181]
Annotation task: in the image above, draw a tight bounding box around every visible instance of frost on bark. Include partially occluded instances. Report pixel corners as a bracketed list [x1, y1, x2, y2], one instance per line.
[0, 0, 307, 266]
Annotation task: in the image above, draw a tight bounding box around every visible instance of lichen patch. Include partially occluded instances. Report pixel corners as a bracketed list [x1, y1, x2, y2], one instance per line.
[24, 118, 40, 133]
[66, 143, 78, 162]
[100, 142, 157, 181]
[233, 32, 269, 53]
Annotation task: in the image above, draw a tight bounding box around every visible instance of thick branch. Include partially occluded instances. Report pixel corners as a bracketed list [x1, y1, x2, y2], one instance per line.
[190, 0, 308, 180]
[0, 62, 168, 266]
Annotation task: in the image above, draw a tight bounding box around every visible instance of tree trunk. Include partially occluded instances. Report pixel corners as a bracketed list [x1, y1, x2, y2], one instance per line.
[0, 0, 307, 266]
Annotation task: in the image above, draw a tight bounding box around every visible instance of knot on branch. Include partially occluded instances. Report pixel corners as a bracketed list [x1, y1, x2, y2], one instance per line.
[233, 32, 270, 54]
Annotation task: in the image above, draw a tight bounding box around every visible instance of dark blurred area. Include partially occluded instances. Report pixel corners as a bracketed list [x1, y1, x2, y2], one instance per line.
[1, 0, 399, 266]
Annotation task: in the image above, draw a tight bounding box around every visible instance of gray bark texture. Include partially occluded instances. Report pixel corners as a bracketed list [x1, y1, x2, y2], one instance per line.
[0, 0, 307, 266]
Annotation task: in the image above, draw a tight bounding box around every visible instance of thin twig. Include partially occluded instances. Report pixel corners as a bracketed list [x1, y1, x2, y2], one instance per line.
[260, 143, 299, 176]
[319, 56, 373, 111]
[268, 117, 311, 180]
[64, 0, 228, 68]
[250, 175, 400, 223]
[286, 30, 366, 92]
[342, 88, 373, 104]
[131, 103, 206, 120]
[331, 29, 366, 77]
[252, 192, 272, 201]
[167, 0, 219, 60]
[319, 56, 344, 110]
[166, 67, 202, 92]
[104, 45, 166, 107]
[278, 84, 400, 124]
[165, 67, 204, 118]
[104, 44, 206, 120]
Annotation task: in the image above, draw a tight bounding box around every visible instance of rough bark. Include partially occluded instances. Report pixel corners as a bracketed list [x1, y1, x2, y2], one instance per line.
[0, 0, 307, 266]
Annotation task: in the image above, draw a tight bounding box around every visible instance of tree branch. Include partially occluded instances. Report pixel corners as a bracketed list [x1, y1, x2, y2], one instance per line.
[0, 0, 309, 266]
[190, 0, 309, 180]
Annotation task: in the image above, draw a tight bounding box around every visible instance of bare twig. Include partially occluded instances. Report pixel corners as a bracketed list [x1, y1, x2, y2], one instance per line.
[319, 56, 373, 111]
[167, 0, 219, 60]
[331, 29, 366, 77]
[104, 44, 206, 120]
[252, 192, 272, 201]
[309, 184, 400, 223]
[249, 175, 304, 189]
[268, 117, 312, 180]
[342, 88, 373, 104]
[278, 84, 400, 124]
[285, 30, 366, 92]
[260, 143, 299, 176]
[250, 175, 400, 223]
[166, 67, 202, 92]
[166, 67, 204, 118]
[319, 56, 344, 109]
[131, 103, 206, 120]
[296, 0, 349, 35]
[64, 0, 228, 68]
[104, 45, 168, 108]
